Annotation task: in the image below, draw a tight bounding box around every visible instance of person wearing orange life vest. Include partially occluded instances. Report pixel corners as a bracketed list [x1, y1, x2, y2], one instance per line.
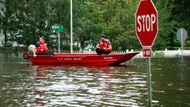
[96, 34, 112, 55]
[35, 36, 49, 55]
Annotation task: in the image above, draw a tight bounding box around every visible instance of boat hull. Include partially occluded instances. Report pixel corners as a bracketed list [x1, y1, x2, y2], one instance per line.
[27, 52, 139, 66]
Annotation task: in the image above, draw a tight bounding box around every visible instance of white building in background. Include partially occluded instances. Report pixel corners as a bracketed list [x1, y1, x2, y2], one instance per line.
[0, 1, 5, 47]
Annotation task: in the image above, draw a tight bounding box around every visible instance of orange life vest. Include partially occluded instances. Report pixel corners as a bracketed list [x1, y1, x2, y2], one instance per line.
[99, 39, 112, 52]
[36, 43, 48, 54]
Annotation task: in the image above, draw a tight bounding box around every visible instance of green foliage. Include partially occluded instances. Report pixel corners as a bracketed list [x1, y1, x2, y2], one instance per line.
[88, 0, 141, 50]
[0, 0, 187, 51]
[185, 40, 190, 47]
[73, 0, 97, 50]
[152, 0, 177, 49]
[172, 0, 190, 33]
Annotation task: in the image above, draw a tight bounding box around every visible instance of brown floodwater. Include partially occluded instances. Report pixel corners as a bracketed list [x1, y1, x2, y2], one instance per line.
[0, 52, 190, 107]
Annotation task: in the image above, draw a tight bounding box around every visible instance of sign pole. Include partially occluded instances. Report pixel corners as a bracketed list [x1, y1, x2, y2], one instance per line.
[180, 30, 184, 60]
[58, 32, 60, 53]
[147, 57, 152, 107]
[70, 0, 73, 54]
[177, 28, 188, 60]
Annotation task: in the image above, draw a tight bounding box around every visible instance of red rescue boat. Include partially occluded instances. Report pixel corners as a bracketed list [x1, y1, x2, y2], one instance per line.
[23, 52, 139, 66]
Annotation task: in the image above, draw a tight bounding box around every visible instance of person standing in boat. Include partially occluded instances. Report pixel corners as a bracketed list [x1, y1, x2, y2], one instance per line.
[96, 34, 112, 55]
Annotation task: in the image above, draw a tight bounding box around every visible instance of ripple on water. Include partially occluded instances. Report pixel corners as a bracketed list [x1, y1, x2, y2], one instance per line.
[0, 64, 147, 107]
[1, 54, 190, 107]
[32, 66, 146, 106]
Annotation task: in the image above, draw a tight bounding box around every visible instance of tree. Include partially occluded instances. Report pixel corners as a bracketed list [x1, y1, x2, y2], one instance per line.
[0, 0, 16, 47]
[171, 0, 190, 47]
[1, 0, 70, 49]
[172, 0, 190, 31]
[72, 0, 95, 50]
[153, 0, 177, 49]
[0, 0, 181, 51]
[89, 0, 140, 51]
[0, 0, 50, 46]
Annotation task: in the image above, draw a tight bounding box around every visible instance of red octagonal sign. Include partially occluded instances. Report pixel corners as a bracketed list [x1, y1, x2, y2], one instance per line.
[135, 0, 158, 47]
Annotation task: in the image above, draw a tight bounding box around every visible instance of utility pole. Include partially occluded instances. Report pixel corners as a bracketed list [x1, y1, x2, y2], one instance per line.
[70, 0, 73, 53]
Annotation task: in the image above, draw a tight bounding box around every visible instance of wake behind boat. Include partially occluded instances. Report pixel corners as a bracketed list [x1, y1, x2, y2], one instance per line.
[23, 52, 139, 66]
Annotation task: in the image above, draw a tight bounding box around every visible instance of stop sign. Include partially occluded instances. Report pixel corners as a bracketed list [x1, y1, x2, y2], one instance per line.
[135, 0, 158, 47]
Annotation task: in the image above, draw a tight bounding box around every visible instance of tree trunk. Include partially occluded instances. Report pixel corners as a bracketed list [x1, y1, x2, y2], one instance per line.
[3, 28, 8, 47]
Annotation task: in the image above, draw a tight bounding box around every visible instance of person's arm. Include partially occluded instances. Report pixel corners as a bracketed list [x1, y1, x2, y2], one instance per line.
[108, 45, 112, 51]
[96, 44, 100, 49]
[108, 41, 112, 50]
[104, 45, 112, 52]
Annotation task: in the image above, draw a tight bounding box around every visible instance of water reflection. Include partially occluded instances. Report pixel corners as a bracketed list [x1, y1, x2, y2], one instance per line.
[32, 67, 50, 106]
[151, 57, 190, 107]
[26, 66, 147, 107]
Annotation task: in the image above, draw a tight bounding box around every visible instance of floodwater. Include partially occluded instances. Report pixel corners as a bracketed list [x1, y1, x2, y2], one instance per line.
[0, 52, 190, 107]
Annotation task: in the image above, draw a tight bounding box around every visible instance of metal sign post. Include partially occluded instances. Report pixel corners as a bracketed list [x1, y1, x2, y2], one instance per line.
[177, 28, 188, 60]
[147, 57, 152, 107]
[70, 0, 73, 54]
[144, 47, 152, 106]
[181, 34, 184, 60]
[58, 32, 60, 53]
